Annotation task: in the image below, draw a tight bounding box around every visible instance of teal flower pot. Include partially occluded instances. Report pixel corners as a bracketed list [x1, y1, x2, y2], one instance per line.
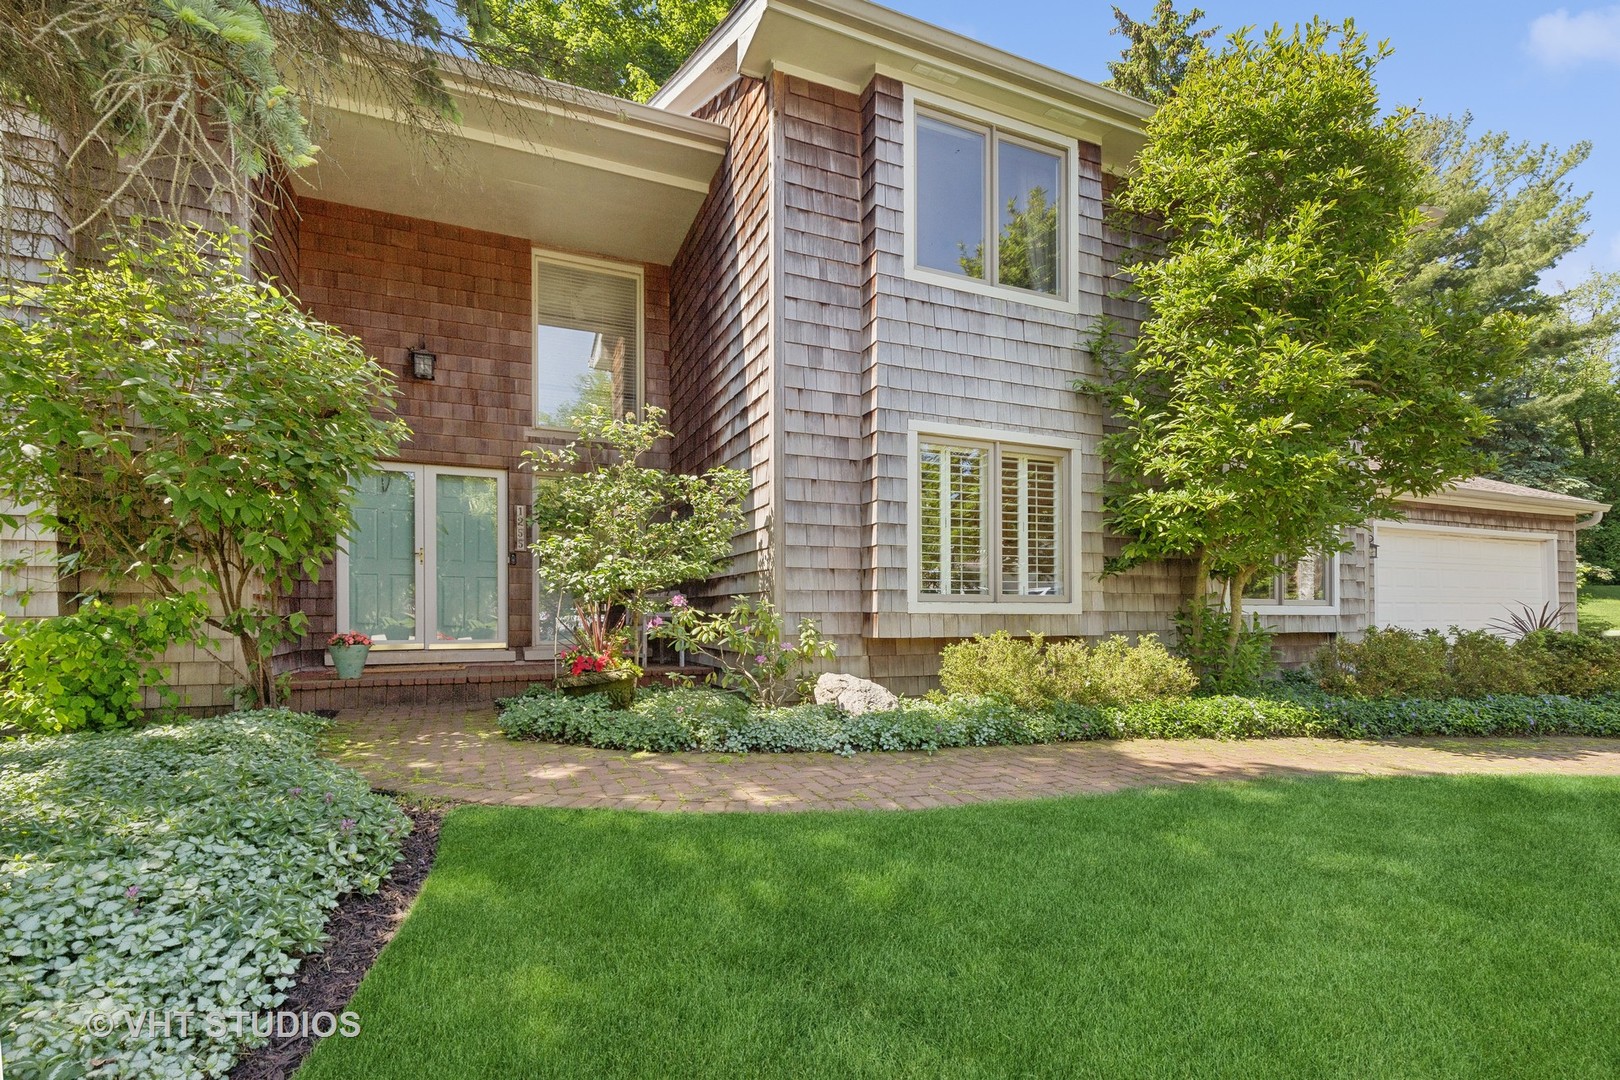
[329, 643, 371, 680]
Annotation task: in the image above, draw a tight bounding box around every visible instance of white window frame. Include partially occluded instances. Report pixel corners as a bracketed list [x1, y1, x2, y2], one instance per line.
[335, 463, 510, 652]
[1243, 552, 1341, 614]
[906, 421, 1084, 614]
[530, 249, 646, 434]
[902, 87, 1081, 313]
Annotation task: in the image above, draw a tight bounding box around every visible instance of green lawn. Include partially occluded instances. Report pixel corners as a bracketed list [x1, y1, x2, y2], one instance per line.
[300, 777, 1620, 1079]
[1580, 584, 1620, 632]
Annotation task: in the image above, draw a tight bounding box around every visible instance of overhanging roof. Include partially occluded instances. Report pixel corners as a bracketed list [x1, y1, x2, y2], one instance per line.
[652, 0, 1152, 171]
[294, 66, 729, 265]
[1399, 477, 1610, 518]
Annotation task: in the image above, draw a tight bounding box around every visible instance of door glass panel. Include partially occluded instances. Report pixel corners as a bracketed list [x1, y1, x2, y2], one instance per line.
[435, 474, 501, 642]
[349, 470, 418, 643]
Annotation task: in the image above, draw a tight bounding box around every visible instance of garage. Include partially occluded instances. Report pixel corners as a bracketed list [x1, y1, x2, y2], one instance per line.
[1373, 522, 1558, 633]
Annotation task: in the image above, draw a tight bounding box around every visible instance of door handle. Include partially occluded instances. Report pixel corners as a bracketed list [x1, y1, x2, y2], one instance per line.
[416, 547, 425, 564]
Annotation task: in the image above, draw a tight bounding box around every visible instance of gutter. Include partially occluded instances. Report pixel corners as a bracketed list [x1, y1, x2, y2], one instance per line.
[1577, 509, 1607, 531]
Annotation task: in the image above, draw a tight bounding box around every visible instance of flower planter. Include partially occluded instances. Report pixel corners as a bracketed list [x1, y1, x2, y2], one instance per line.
[328, 643, 371, 680]
[555, 671, 637, 708]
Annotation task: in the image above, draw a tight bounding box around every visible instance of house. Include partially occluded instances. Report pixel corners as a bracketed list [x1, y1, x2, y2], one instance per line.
[3, 0, 1608, 708]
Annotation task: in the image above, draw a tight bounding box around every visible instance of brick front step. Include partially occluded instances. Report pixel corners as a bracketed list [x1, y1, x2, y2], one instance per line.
[287, 662, 709, 712]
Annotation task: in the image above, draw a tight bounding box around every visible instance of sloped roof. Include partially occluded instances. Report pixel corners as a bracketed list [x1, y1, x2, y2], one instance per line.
[1401, 477, 1609, 517]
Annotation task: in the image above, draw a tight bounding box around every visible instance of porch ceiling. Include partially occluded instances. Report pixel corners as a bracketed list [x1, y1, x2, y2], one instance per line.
[294, 77, 730, 266]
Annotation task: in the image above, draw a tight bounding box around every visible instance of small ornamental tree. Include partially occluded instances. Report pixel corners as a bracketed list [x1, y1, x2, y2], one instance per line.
[1085, 21, 1528, 675]
[0, 226, 409, 706]
[527, 406, 749, 668]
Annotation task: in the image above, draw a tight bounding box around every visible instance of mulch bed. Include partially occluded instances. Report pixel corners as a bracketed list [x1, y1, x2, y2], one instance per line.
[228, 802, 444, 1080]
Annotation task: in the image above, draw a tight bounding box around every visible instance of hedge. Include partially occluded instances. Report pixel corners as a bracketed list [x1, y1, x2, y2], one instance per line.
[499, 685, 1620, 756]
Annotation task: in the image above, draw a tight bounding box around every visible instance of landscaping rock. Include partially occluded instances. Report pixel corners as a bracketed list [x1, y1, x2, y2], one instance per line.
[814, 673, 899, 715]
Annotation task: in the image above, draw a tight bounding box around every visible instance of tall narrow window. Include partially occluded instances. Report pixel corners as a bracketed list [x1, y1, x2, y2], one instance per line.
[534, 255, 641, 429]
[919, 442, 989, 597]
[912, 107, 1068, 298]
[918, 438, 1067, 602]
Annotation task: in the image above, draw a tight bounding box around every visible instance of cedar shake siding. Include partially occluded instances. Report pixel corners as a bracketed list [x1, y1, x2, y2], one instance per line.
[765, 73, 1189, 691]
[272, 197, 675, 667]
[670, 77, 776, 605]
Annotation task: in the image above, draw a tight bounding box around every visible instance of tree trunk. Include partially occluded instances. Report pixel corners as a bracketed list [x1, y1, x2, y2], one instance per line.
[1226, 564, 1258, 665]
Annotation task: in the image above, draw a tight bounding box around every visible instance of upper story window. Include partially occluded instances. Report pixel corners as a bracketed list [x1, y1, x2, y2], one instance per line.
[909, 100, 1071, 303]
[533, 252, 642, 430]
[1243, 553, 1338, 609]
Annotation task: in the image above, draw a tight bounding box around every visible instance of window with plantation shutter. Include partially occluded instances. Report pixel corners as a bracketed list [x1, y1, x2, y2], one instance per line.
[1001, 452, 1061, 596]
[917, 437, 1067, 602]
[533, 253, 641, 429]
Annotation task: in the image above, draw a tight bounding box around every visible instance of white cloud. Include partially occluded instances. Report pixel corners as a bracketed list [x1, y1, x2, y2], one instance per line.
[1528, 6, 1620, 67]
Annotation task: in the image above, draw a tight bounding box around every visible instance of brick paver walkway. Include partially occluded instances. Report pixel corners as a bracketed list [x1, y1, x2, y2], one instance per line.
[322, 704, 1620, 812]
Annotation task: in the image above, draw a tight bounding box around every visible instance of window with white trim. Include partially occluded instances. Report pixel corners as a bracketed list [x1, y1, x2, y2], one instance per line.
[533, 253, 642, 429]
[918, 438, 1067, 601]
[1243, 553, 1336, 607]
[913, 108, 1068, 298]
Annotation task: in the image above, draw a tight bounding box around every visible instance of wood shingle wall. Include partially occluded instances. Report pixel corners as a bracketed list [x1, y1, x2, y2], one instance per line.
[670, 78, 777, 605]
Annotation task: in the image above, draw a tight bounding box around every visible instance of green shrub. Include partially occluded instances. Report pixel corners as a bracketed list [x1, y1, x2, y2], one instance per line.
[938, 631, 1050, 709]
[1046, 635, 1198, 707]
[0, 710, 408, 1077]
[0, 594, 207, 734]
[1314, 627, 1453, 699]
[501, 685, 1110, 756]
[939, 631, 1196, 709]
[1170, 602, 1277, 692]
[1448, 629, 1538, 698]
[1516, 630, 1620, 697]
[1106, 695, 1333, 740]
[1314, 627, 1620, 700]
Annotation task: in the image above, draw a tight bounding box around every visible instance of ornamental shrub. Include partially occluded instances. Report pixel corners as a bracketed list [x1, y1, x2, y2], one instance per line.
[938, 631, 1197, 709]
[0, 594, 208, 735]
[0, 710, 408, 1078]
[1448, 629, 1538, 698]
[938, 632, 1050, 709]
[1045, 635, 1198, 707]
[1314, 627, 1620, 700]
[1516, 630, 1620, 697]
[500, 683, 1620, 754]
[1314, 627, 1453, 699]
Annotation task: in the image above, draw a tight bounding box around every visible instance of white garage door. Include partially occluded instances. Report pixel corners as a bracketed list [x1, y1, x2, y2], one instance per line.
[1374, 523, 1558, 633]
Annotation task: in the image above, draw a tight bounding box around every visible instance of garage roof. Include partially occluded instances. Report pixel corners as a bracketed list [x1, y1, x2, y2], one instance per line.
[1402, 477, 1610, 517]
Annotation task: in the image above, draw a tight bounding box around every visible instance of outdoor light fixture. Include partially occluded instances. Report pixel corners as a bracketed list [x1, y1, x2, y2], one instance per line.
[409, 342, 436, 380]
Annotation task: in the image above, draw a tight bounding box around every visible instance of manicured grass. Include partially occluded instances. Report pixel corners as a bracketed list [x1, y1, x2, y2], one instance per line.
[300, 777, 1620, 1079]
[1580, 584, 1620, 631]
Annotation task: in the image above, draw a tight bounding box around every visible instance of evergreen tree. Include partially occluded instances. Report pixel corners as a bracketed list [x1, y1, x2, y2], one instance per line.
[1103, 0, 1216, 104]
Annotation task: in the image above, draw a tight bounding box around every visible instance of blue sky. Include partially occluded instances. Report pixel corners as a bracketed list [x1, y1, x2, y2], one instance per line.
[883, 0, 1620, 279]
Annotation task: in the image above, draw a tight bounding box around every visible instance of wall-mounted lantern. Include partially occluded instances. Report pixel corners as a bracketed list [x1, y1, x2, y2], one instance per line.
[409, 343, 436, 381]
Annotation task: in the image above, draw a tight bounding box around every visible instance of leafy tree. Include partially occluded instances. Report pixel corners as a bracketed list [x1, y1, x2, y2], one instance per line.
[0, 225, 409, 706]
[1085, 21, 1527, 672]
[465, 0, 731, 101]
[0, 0, 492, 240]
[527, 405, 749, 669]
[1103, 0, 1216, 105]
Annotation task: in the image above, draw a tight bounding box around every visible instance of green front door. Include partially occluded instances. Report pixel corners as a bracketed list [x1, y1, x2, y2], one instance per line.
[343, 467, 505, 647]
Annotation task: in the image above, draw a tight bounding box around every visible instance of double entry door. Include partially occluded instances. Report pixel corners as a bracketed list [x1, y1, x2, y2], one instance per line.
[338, 465, 507, 649]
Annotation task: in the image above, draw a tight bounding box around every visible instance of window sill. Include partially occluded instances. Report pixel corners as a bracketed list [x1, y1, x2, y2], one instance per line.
[908, 599, 1083, 616]
[902, 265, 1081, 315]
[1246, 605, 1340, 617]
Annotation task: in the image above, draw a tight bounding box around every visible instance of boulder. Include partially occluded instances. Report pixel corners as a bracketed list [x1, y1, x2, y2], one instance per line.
[813, 672, 899, 716]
